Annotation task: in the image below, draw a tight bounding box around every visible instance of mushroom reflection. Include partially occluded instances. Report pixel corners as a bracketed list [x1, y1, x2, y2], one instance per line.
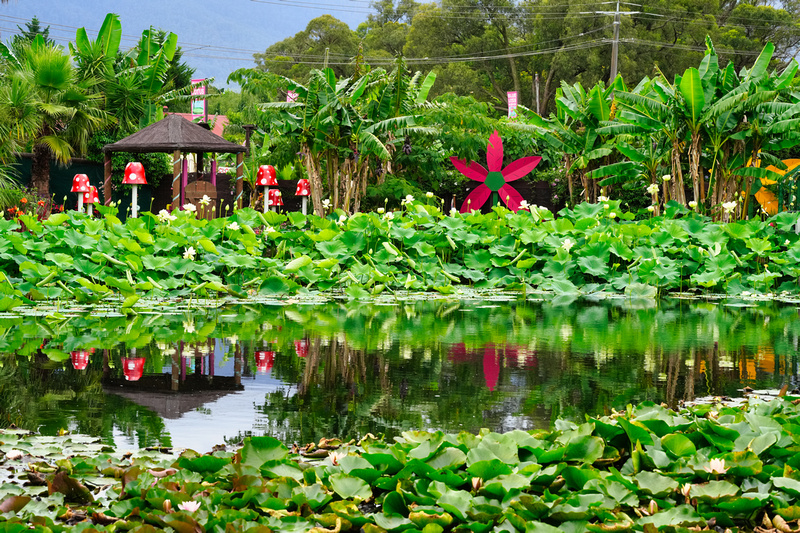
[70, 350, 91, 370]
[294, 339, 309, 358]
[122, 356, 145, 382]
[255, 350, 275, 374]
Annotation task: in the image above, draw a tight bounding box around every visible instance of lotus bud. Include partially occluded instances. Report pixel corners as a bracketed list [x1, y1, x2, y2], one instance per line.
[648, 500, 658, 515]
[471, 477, 482, 492]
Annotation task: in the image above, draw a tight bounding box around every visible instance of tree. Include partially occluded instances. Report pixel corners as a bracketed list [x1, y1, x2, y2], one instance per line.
[0, 37, 109, 200]
[9, 17, 54, 56]
[254, 16, 360, 80]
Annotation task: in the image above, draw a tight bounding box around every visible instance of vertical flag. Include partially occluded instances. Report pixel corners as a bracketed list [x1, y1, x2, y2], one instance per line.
[507, 91, 518, 119]
[191, 79, 207, 120]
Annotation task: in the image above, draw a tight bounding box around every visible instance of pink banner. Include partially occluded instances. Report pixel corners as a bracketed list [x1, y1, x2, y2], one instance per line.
[191, 78, 207, 120]
[507, 91, 518, 119]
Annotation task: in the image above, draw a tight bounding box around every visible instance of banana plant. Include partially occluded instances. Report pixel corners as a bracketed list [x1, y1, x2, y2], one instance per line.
[71, 15, 184, 133]
[261, 66, 435, 215]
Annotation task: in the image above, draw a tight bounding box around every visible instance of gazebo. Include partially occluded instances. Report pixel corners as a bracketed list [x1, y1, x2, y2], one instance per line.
[102, 114, 247, 213]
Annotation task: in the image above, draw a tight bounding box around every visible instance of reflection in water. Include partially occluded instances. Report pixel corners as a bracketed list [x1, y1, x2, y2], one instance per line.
[0, 299, 798, 451]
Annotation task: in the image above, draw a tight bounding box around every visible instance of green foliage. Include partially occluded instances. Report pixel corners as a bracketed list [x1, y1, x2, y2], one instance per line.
[363, 176, 425, 210]
[5, 398, 800, 530]
[0, 196, 798, 304]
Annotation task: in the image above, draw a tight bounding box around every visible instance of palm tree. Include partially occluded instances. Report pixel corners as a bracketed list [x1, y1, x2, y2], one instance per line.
[0, 37, 108, 200]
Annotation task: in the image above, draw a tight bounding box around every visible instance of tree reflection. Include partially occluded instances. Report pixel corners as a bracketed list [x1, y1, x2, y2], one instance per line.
[0, 299, 798, 447]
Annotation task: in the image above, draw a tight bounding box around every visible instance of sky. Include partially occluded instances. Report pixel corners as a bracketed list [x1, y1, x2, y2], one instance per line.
[0, 0, 371, 88]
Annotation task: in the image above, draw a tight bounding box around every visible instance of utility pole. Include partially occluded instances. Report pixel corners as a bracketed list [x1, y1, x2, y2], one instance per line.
[534, 72, 540, 115]
[324, 47, 330, 70]
[610, 0, 620, 80]
[581, 1, 640, 83]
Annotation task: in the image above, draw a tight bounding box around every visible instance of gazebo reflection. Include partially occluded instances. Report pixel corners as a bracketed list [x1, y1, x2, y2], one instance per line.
[102, 340, 244, 419]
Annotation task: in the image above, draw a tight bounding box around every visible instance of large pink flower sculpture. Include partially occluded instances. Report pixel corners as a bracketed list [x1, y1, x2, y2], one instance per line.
[451, 130, 542, 213]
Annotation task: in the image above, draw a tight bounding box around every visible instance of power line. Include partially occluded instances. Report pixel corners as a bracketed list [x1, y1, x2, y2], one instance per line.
[620, 37, 764, 55]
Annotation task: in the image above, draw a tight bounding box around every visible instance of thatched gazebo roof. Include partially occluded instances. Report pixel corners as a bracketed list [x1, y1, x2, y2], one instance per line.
[102, 114, 246, 154]
[101, 114, 247, 210]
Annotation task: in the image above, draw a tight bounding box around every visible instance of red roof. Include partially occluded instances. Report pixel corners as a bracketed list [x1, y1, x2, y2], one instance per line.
[167, 113, 229, 138]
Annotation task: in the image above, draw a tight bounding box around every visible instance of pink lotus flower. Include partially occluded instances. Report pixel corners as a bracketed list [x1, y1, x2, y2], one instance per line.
[178, 501, 201, 512]
[451, 130, 541, 213]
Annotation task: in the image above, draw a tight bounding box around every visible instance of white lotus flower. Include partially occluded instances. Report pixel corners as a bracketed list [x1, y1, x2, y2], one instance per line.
[662, 174, 671, 182]
[157, 209, 177, 223]
[703, 458, 728, 475]
[199, 195, 211, 206]
[562, 238, 575, 252]
[183, 203, 196, 212]
[597, 195, 609, 202]
[338, 214, 347, 225]
[183, 246, 196, 260]
[722, 201, 737, 214]
[322, 199, 331, 209]
[5, 449, 23, 460]
[227, 221, 240, 231]
[383, 211, 394, 220]
[405, 194, 415, 203]
[426, 191, 434, 198]
[603, 204, 610, 209]
[328, 451, 347, 466]
[688, 201, 698, 209]
[646, 183, 659, 195]
[647, 205, 655, 212]
[518, 200, 529, 209]
[608, 212, 617, 219]
[178, 501, 201, 512]
[377, 207, 385, 214]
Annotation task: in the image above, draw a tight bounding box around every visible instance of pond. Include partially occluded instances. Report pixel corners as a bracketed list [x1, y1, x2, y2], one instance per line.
[0, 296, 798, 452]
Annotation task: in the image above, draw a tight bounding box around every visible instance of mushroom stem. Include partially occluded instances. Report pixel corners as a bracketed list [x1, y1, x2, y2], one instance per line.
[131, 185, 139, 218]
[88, 204, 93, 217]
[77, 195, 84, 214]
[263, 186, 269, 214]
[301, 197, 308, 216]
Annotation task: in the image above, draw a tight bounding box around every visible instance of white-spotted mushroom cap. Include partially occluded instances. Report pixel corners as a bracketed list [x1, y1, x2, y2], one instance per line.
[71, 174, 91, 193]
[295, 178, 310, 196]
[122, 162, 147, 185]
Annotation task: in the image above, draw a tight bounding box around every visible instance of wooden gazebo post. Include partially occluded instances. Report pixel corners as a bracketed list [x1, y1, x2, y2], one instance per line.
[235, 152, 244, 209]
[171, 150, 181, 211]
[103, 153, 112, 206]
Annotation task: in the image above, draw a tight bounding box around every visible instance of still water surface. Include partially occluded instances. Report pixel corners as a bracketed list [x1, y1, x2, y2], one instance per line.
[0, 297, 798, 451]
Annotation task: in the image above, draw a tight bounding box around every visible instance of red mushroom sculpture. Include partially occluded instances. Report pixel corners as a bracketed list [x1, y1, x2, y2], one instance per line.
[255, 350, 275, 374]
[268, 189, 284, 212]
[123, 162, 147, 218]
[295, 179, 310, 215]
[71, 174, 91, 214]
[83, 186, 99, 216]
[70, 350, 90, 370]
[256, 165, 278, 214]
